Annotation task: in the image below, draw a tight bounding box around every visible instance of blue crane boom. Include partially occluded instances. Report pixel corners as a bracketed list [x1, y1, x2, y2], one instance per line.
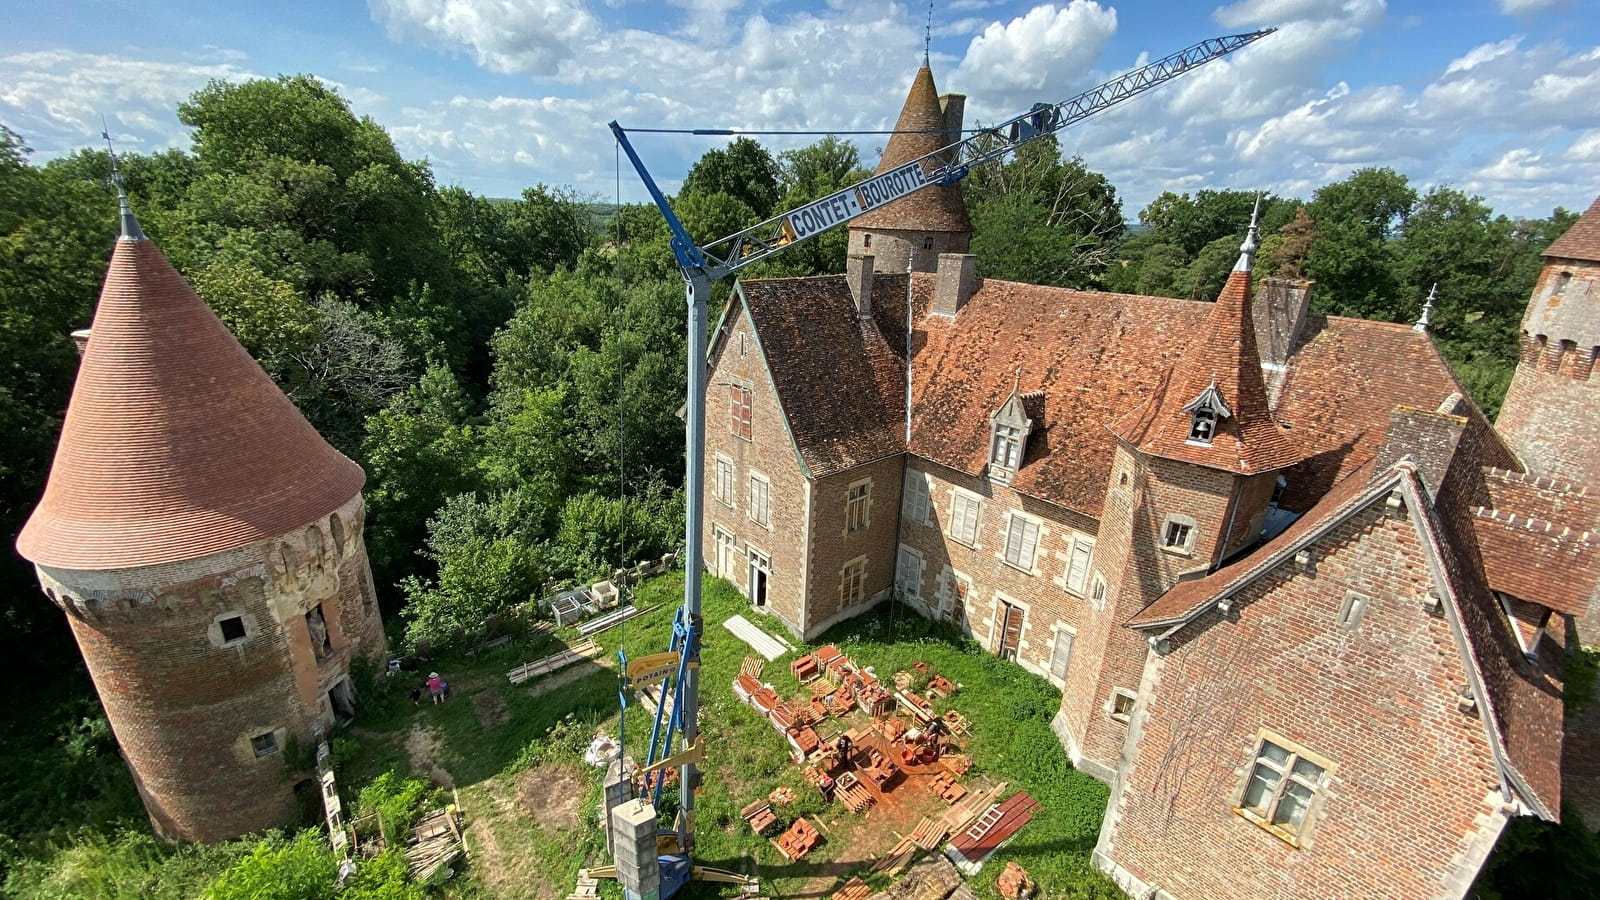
[600, 27, 1274, 900]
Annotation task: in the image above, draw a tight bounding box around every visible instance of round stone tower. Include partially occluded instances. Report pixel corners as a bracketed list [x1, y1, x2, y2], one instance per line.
[16, 199, 387, 843]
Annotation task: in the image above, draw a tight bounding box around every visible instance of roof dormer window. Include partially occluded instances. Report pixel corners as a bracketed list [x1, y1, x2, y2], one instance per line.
[1182, 378, 1232, 447]
[988, 384, 1038, 484]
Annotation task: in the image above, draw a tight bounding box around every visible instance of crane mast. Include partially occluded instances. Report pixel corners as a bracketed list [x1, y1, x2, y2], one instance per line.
[600, 27, 1274, 900]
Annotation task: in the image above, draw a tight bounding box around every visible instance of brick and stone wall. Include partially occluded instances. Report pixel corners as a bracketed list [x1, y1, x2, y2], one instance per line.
[35, 493, 385, 843]
[801, 454, 905, 638]
[846, 228, 970, 277]
[1096, 499, 1507, 900]
[702, 300, 813, 635]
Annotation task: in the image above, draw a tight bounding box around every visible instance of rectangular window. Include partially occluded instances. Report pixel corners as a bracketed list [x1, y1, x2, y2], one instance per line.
[730, 385, 752, 440]
[841, 557, 867, 607]
[1090, 573, 1107, 608]
[941, 570, 971, 624]
[219, 615, 247, 644]
[1338, 591, 1369, 630]
[1239, 736, 1330, 841]
[896, 546, 923, 601]
[1002, 515, 1040, 571]
[1050, 628, 1075, 681]
[846, 481, 871, 533]
[903, 470, 930, 526]
[1109, 690, 1136, 723]
[1065, 537, 1095, 595]
[251, 731, 279, 758]
[950, 492, 981, 546]
[748, 473, 770, 527]
[1162, 515, 1196, 553]
[991, 424, 1022, 469]
[714, 455, 734, 507]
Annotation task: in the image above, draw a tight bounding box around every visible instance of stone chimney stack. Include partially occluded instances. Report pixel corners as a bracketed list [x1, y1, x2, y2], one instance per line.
[847, 253, 875, 318]
[939, 93, 965, 161]
[1252, 277, 1314, 407]
[932, 253, 977, 317]
[1373, 402, 1469, 499]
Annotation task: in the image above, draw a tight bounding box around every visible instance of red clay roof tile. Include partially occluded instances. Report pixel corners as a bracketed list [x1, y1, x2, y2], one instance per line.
[849, 66, 969, 234]
[16, 237, 365, 570]
[1543, 195, 1600, 262]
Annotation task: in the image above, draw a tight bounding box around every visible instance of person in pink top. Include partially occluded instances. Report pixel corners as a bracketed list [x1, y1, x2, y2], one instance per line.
[426, 672, 444, 704]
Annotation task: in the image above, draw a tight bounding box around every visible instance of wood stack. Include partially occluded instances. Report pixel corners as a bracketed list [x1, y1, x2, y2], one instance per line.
[404, 808, 464, 882]
[872, 838, 918, 877]
[567, 868, 601, 900]
[835, 772, 875, 812]
[931, 771, 968, 803]
[908, 816, 948, 850]
[507, 637, 601, 684]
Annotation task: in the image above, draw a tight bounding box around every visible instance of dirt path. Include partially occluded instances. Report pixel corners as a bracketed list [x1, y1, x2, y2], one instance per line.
[404, 722, 455, 789]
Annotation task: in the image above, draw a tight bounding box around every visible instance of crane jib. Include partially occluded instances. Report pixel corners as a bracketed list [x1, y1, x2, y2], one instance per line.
[784, 160, 930, 240]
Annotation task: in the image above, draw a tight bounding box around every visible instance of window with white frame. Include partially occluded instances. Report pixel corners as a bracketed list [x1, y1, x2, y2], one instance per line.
[895, 546, 923, 601]
[1238, 735, 1332, 843]
[840, 557, 867, 606]
[1161, 514, 1197, 554]
[1002, 514, 1040, 572]
[1337, 591, 1369, 630]
[714, 455, 734, 507]
[903, 469, 931, 526]
[949, 492, 981, 546]
[991, 423, 1023, 469]
[846, 480, 871, 533]
[1049, 628, 1075, 681]
[1064, 536, 1095, 595]
[748, 473, 771, 527]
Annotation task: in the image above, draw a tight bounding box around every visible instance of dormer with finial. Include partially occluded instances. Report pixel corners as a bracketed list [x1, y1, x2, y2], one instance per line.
[988, 371, 1041, 484]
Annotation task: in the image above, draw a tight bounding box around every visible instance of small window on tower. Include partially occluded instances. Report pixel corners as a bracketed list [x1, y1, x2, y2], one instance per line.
[1554, 271, 1572, 295]
[251, 731, 279, 758]
[1189, 407, 1218, 443]
[1183, 379, 1231, 446]
[923, 237, 934, 250]
[1161, 514, 1198, 554]
[219, 615, 247, 644]
[863, 233, 872, 248]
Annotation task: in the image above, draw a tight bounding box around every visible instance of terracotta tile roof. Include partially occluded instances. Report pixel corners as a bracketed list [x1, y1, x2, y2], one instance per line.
[737, 276, 908, 477]
[16, 236, 365, 570]
[849, 65, 969, 234]
[1468, 508, 1597, 616]
[1543, 195, 1600, 262]
[1480, 467, 1597, 532]
[1129, 462, 1564, 819]
[1108, 270, 1302, 474]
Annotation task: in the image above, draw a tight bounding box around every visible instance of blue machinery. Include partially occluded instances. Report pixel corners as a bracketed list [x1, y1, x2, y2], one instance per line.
[601, 28, 1274, 899]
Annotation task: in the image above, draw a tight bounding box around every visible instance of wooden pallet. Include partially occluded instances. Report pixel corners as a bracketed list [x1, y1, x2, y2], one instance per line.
[507, 638, 600, 684]
[872, 837, 917, 876]
[835, 772, 875, 813]
[567, 869, 601, 900]
[741, 656, 765, 679]
[831, 876, 873, 900]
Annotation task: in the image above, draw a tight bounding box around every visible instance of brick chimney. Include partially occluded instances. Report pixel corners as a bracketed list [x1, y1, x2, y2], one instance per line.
[847, 253, 874, 318]
[932, 253, 977, 317]
[938, 93, 965, 162]
[1373, 402, 1469, 499]
[1252, 277, 1313, 407]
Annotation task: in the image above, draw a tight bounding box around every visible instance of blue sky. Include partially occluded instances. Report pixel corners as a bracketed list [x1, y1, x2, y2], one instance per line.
[3, 0, 1597, 219]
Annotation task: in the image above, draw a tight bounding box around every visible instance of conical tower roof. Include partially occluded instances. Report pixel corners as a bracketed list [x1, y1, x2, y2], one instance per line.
[1543, 195, 1600, 262]
[17, 216, 365, 571]
[850, 64, 970, 233]
[1108, 211, 1301, 474]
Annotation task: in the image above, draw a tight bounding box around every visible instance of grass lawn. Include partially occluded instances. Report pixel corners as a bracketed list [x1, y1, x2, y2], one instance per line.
[341, 573, 1118, 899]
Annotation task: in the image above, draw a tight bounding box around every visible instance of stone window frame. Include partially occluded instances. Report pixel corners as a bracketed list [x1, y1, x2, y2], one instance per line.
[840, 555, 868, 607]
[845, 477, 872, 534]
[990, 422, 1024, 470]
[1106, 688, 1138, 725]
[730, 384, 753, 441]
[902, 469, 932, 527]
[218, 613, 248, 645]
[213, 611, 252, 648]
[1160, 513, 1198, 556]
[251, 730, 280, 758]
[1233, 730, 1337, 848]
[895, 544, 924, 601]
[990, 590, 1029, 662]
[863, 233, 872, 248]
[748, 470, 771, 529]
[1337, 591, 1369, 631]
[714, 452, 735, 508]
[1057, 534, 1096, 596]
[948, 489, 982, 548]
[713, 524, 739, 580]
[999, 510, 1042, 574]
[938, 567, 973, 629]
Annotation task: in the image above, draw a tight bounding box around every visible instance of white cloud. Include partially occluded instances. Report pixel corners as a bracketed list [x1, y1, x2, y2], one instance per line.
[1496, 0, 1561, 14]
[1444, 36, 1523, 75]
[367, 0, 601, 76]
[953, 2, 1119, 113]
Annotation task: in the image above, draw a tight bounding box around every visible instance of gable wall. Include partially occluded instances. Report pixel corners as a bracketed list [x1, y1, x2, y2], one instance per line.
[703, 301, 812, 634]
[1098, 499, 1505, 900]
[802, 454, 906, 637]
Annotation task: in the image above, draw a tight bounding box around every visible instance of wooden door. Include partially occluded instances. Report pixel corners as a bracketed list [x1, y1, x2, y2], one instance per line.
[996, 602, 1023, 660]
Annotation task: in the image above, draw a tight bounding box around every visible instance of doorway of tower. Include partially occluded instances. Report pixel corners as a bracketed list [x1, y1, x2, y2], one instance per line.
[995, 601, 1023, 661]
[328, 677, 356, 724]
[748, 548, 771, 608]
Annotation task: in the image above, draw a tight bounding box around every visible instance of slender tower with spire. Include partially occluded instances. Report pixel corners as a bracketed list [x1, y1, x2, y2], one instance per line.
[1052, 200, 1304, 778]
[17, 187, 388, 843]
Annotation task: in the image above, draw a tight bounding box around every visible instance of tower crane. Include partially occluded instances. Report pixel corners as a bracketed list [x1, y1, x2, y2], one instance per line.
[596, 28, 1275, 900]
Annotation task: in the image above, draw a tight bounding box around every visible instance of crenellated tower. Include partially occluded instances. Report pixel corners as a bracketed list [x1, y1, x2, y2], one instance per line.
[1497, 196, 1600, 487]
[16, 193, 387, 843]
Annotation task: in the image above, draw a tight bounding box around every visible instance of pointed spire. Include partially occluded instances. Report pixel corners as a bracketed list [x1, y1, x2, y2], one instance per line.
[1414, 283, 1437, 332]
[1232, 192, 1261, 273]
[103, 124, 146, 241]
[924, 0, 934, 66]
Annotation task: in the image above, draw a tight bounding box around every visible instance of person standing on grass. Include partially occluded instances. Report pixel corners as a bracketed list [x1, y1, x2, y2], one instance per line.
[427, 672, 444, 704]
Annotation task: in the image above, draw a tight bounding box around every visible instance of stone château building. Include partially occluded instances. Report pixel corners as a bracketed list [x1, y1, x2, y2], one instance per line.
[701, 62, 1599, 899]
[16, 196, 388, 843]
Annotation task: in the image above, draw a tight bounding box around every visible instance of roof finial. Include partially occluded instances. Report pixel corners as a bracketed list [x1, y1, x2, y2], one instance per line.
[1414, 283, 1437, 332]
[924, 1, 933, 66]
[1012, 366, 1022, 396]
[1232, 192, 1261, 273]
[102, 118, 145, 242]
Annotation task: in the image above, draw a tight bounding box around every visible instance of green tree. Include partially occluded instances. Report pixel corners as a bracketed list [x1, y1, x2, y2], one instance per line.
[681, 136, 781, 218]
[1303, 167, 1416, 320]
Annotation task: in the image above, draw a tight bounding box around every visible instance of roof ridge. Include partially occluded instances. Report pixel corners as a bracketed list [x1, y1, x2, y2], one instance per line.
[1482, 466, 1590, 497]
[1471, 506, 1597, 543]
